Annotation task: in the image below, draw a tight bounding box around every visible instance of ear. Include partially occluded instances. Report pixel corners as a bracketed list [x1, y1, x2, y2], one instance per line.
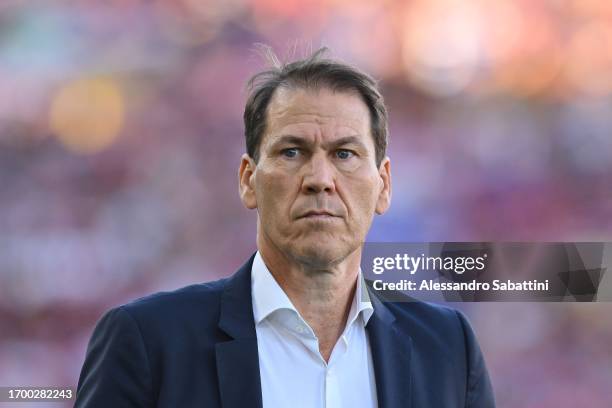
[238, 153, 257, 209]
[375, 156, 391, 215]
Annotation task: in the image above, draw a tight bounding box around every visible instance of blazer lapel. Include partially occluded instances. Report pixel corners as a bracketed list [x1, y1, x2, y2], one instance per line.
[367, 292, 413, 408]
[216, 254, 263, 408]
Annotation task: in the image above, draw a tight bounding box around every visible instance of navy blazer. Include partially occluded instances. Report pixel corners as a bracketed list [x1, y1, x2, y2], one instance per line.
[75, 254, 495, 407]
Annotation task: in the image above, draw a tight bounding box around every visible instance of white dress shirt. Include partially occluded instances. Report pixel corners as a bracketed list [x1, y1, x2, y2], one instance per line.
[251, 251, 378, 408]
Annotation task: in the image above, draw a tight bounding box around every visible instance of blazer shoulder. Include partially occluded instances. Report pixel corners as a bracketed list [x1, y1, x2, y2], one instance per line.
[116, 277, 232, 329]
[383, 298, 468, 342]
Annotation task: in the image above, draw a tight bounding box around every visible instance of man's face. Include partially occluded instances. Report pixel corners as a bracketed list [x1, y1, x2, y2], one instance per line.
[239, 86, 391, 267]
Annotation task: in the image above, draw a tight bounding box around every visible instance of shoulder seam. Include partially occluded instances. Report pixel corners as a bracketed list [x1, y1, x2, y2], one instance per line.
[117, 305, 156, 404]
[455, 310, 479, 408]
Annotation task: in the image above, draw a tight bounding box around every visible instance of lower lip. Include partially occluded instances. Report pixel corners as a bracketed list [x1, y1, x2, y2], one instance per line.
[301, 214, 337, 220]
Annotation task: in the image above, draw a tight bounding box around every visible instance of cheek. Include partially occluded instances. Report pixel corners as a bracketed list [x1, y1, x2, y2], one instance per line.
[344, 178, 380, 222]
[256, 170, 296, 214]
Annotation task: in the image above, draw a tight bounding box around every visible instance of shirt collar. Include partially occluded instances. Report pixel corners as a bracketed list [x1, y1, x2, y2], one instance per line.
[251, 251, 374, 326]
[251, 251, 296, 324]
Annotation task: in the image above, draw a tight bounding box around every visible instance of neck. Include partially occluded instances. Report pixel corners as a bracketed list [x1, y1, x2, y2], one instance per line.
[257, 234, 362, 362]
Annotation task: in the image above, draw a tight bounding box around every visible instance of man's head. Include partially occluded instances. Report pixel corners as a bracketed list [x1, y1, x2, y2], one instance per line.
[239, 47, 391, 268]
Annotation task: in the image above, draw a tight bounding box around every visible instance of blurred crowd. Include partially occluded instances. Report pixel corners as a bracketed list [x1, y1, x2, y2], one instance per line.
[1, 0, 611, 406]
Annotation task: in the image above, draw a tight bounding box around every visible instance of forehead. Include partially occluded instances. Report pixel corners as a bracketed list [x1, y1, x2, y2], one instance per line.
[263, 86, 372, 144]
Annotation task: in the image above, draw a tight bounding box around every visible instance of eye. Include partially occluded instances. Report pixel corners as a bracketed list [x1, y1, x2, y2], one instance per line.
[281, 148, 299, 158]
[335, 149, 354, 160]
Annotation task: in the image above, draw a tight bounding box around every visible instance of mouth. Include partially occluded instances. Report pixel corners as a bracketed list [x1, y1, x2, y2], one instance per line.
[299, 211, 338, 220]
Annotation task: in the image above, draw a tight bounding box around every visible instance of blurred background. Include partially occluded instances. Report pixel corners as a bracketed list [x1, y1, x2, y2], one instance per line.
[1, 0, 611, 406]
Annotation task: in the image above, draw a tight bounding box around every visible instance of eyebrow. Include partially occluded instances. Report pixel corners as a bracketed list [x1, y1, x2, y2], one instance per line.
[271, 135, 368, 150]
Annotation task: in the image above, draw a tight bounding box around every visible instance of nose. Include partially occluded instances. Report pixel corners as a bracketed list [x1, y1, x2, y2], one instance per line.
[301, 152, 335, 194]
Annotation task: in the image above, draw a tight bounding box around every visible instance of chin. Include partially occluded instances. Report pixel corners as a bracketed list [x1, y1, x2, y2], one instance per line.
[290, 241, 355, 269]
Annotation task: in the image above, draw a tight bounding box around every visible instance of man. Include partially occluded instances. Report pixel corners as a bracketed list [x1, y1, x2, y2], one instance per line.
[75, 47, 495, 407]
